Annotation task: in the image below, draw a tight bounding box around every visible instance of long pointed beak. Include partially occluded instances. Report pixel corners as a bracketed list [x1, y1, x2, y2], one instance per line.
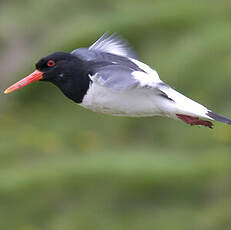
[4, 70, 44, 94]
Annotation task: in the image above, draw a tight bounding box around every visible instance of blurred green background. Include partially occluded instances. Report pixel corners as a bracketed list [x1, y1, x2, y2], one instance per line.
[1, 0, 231, 229]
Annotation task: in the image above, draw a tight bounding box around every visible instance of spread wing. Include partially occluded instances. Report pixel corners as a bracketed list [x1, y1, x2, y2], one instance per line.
[89, 32, 138, 59]
[71, 33, 138, 61]
[89, 60, 162, 91]
[89, 65, 140, 90]
[72, 32, 165, 94]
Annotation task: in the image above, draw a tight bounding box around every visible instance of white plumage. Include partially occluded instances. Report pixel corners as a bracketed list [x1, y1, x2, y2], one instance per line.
[79, 33, 231, 127]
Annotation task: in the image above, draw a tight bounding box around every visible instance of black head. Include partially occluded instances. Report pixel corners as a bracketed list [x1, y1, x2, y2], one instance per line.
[35, 52, 91, 103]
[36, 52, 77, 78]
[5, 52, 92, 103]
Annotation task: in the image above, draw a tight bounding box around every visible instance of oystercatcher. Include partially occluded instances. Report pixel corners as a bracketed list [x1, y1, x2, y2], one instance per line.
[4, 33, 231, 128]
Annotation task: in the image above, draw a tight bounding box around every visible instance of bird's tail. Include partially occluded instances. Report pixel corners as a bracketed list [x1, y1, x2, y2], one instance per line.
[206, 111, 231, 125]
[157, 83, 231, 128]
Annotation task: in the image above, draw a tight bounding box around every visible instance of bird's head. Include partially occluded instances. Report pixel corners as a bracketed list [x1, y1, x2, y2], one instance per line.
[4, 52, 91, 103]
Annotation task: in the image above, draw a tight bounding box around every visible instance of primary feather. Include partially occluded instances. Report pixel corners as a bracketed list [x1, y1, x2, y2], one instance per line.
[71, 33, 138, 61]
[89, 32, 138, 59]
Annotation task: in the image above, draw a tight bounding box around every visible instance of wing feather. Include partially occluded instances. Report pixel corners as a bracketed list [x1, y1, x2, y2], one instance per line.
[89, 33, 138, 59]
[89, 65, 140, 90]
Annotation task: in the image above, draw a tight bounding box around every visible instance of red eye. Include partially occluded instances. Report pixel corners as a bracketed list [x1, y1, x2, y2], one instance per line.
[47, 60, 55, 67]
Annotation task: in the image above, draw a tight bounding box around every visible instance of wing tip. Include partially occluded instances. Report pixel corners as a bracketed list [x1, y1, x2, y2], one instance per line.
[90, 32, 139, 60]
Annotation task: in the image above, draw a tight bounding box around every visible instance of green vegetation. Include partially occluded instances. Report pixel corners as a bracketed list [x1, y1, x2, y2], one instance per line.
[1, 0, 231, 229]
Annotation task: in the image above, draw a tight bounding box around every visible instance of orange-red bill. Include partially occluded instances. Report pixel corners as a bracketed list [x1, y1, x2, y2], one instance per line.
[4, 70, 43, 94]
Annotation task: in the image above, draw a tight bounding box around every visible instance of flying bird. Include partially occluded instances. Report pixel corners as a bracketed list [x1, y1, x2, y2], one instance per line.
[4, 33, 231, 128]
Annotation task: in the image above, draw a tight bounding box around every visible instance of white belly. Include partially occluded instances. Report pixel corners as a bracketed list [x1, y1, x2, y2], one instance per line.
[80, 83, 162, 117]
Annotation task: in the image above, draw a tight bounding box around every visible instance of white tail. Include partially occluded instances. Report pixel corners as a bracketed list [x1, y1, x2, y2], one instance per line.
[157, 83, 231, 127]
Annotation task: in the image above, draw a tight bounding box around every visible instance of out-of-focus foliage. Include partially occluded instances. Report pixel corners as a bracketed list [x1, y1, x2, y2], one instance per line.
[0, 0, 231, 229]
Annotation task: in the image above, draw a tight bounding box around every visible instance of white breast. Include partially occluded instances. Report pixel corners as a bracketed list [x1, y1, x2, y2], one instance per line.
[80, 82, 162, 116]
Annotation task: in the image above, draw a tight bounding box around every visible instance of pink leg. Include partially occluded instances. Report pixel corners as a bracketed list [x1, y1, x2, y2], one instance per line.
[176, 114, 213, 128]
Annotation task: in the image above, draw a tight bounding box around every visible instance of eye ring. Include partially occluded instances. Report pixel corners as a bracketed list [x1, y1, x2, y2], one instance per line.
[47, 60, 55, 67]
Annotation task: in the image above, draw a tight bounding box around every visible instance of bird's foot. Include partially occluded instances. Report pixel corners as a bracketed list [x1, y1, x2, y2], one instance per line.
[176, 114, 213, 128]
